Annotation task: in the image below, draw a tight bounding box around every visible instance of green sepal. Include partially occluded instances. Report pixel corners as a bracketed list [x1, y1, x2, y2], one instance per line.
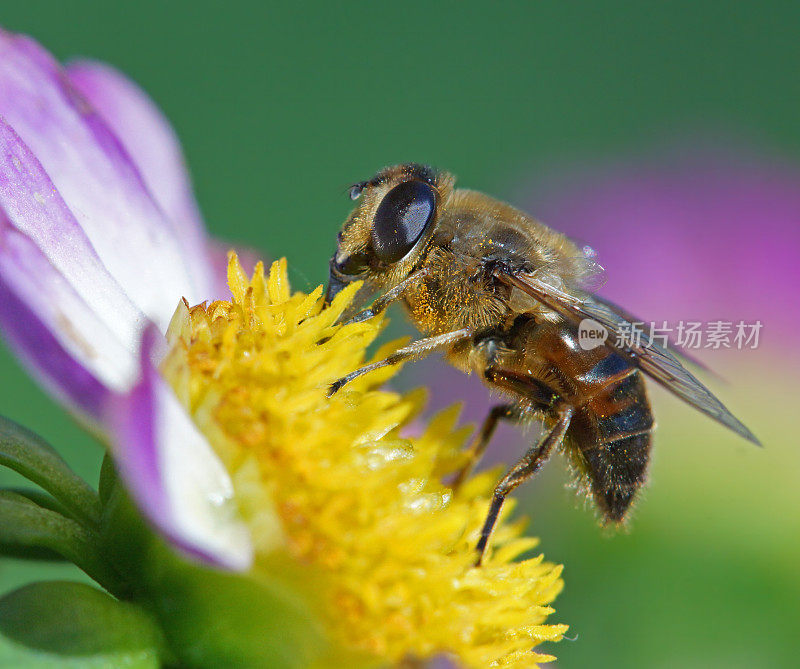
[0, 491, 122, 593]
[0, 489, 66, 561]
[0, 581, 163, 668]
[97, 453, 116, 507]
[98, 478, 328, 668]
[147, 551, 327, 669]
[3, 487, 70, 518]
[0, 415, 101, 528]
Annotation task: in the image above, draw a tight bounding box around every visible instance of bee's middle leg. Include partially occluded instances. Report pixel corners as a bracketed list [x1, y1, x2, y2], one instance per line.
[327, 328, 473, 397]
[453, 334, 549, 491]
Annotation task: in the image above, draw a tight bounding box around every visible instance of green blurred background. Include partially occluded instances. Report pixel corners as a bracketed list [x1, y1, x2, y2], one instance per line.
[1, 2, 798, 667]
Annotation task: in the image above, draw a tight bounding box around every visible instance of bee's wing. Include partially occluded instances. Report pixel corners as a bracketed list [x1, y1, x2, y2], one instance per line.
[496, 269, 760, 445]
[569, 256, 718, 377]
[588, 294, 719, 378]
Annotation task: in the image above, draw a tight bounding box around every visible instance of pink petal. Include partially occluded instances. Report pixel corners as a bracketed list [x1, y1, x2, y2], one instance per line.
[66, 60, 215, 299]
[0, 116, 144, 419]
[0, 229, 139, 398]
[0, 261, 110, 421]
[107, 326, 253, 571]
[0, 116, 145, 367]
[0, 31, 208, 329]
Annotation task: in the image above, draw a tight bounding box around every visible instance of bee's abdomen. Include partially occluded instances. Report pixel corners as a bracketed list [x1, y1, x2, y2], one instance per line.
[500, 319, 655, 522]
[570, 351, 654, 522]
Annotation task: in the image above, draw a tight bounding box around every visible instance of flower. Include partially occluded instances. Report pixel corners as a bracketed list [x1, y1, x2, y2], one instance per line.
[0, 28, 567, 667]
[0, 28, 250, 568]
[158, 253, 566, 667]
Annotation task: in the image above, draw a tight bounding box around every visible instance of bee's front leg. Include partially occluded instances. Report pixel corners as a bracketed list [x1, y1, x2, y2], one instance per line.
[342, 268, 429, 325]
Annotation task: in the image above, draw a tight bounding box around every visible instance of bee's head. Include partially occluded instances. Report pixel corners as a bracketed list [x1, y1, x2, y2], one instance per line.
[325, 163, 454, 304]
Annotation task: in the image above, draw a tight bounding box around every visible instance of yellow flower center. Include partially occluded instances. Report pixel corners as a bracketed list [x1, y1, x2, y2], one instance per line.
[162, 253, 567, 667]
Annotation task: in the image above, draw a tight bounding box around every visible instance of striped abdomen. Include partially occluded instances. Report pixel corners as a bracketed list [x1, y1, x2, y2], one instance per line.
[516, 320, 655, 521]
[570, 350, 654, 521]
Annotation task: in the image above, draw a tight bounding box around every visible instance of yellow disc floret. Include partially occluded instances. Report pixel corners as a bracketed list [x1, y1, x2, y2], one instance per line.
[162, 253, 567, 668]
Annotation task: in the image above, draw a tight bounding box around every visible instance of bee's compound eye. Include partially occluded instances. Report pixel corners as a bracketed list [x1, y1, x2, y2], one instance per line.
[371, 180, 436, 263]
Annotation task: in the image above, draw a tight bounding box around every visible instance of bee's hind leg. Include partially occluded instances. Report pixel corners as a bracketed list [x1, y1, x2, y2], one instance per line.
[475, 403, 573, 567]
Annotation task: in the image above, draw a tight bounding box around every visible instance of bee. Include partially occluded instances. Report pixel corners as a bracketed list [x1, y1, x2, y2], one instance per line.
[325, 163, 759, 565]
